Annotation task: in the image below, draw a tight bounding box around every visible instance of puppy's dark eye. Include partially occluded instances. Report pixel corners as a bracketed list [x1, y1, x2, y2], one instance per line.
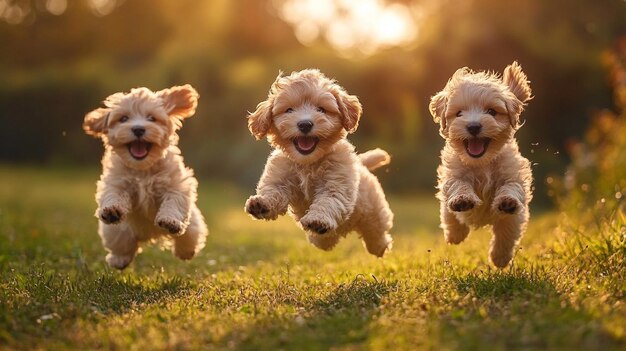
[147, 115, 156, 122]
[456, 111, 463, 117]
[487, 108, 497, 117]
[286, 108, 294, 113]
[120, 115, 129, 123]
[316, 107, 326, 113]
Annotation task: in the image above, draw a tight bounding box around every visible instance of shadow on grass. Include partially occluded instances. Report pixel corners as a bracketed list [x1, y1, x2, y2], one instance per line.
[228, 275, 395, 350]
[428, 267, 624, 350]
[132, 232, 291, 275]
[0, 267, 192, 344]
[453, 266, 553, 298]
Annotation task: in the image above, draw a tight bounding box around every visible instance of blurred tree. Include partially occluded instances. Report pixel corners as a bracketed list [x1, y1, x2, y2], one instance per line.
[0, 0, 624, 204]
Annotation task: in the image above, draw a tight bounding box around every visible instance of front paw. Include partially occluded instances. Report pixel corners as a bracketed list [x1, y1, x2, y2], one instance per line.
[106, 253, 134, 270]
[98, 205, 126, 224]
[495, 196, 522, 214]
[156, 216, 185, 235]
[300, 212, 337, 235]
[448, 194, 480, 212]
[245, 195, 277, 220]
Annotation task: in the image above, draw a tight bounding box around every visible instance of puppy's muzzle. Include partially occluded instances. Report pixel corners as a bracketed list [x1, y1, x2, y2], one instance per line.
[132, 126, 146, 137]
[128, 126, 151, 160]
[297, 120, 314, 134]
[466, 123, 482, 136]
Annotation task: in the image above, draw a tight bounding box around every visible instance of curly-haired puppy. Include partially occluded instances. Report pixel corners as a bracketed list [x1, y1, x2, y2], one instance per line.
[83, 85, 208, 269]
[245, 69, 393, 256]
[429, 62, 533, 268]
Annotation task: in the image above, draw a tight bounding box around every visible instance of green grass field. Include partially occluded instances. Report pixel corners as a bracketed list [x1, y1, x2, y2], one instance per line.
[0, 166, 624, 350]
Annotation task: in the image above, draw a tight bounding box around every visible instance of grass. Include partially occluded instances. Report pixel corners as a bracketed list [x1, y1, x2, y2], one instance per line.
[0, 165, 624, 350]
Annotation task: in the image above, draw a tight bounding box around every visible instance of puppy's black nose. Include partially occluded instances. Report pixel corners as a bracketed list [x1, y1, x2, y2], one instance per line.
[297, 120, 314, 134]
[132, 126, 145, 137]
[467, 123, 482, 136]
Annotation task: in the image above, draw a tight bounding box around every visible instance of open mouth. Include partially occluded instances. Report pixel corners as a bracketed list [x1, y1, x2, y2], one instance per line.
[293, 136, 319, 155]
[464, 138, 490, 158]
[127, 140, 152, 160]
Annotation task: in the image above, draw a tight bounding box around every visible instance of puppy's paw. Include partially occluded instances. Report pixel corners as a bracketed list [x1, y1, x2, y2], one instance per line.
[444, 226, 470, 245]
[173, 246, 197, 260]
[245, 195, 278, 220]
[106, 253, 134, 270]
[98, 205, 126, 224]
[300, 212, 337, 235]
[156, 216, 185, 236]
[495, 196, 522, 214]
[490, 249, 514, 268]
[364, 233, 393, 258]
[448, 194, 480, 212]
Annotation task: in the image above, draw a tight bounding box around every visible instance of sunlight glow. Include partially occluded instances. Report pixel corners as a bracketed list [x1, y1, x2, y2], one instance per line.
[88, 0, 118, 17]
[275, 0, 420, 56]
[0, 0, 118, 24]
[0, 0, 28, 24]
[45, 0, 67, 16]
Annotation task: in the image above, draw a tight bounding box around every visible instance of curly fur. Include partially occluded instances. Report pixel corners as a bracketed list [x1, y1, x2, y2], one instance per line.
[245, 69, 393, 257]
[430, 62, 533, 268]
[83, 85, 208, 269]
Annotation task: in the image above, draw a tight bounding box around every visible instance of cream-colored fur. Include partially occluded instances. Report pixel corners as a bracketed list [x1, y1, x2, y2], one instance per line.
[83, 85, 208, 269]
[245, 69, 393, 256]
[430, 62, 533, 268]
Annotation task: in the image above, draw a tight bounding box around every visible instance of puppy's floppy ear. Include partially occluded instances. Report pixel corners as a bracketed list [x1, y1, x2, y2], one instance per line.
[157, 84, 199, 119]
[429, 68, 467, 135]
[503, 61, 532, 128]
[247, 100, 273, 140]
[248, 73, 283, 140]
[333, 88, 362, 133]
[429, 91, 448, 133]
[503, 61, 532, 103]
[83, 108, 110, 137]
[452, 67, 472, 80]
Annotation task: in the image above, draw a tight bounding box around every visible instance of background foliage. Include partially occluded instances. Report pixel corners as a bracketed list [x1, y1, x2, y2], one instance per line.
[1, 2, 626, 349]
[0, 0, 624, 203]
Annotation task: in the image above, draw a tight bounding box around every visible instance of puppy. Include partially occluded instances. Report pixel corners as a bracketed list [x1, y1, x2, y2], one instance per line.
[245, 69, 393, 256]
[429, 62, 533, 268]
[83, 85, 208, 269]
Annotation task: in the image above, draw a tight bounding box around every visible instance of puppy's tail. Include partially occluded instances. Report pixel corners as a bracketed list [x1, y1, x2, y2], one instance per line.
[359, 148, 391, 171]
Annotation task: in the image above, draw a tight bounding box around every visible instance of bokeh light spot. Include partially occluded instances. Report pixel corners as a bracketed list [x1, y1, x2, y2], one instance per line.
[45, 0, 66, 16]
[275, 0, 421, 56]
[89, 0, 117, 17]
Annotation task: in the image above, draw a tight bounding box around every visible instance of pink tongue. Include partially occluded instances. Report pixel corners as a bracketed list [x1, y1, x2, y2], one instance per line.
[297, 137, 316, 151]
[130, 141, 149, 158]
[467, 139, 485, 156]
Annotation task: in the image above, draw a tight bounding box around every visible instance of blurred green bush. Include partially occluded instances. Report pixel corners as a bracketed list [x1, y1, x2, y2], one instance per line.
[0, 0, 624, 203]
[551, 42, 626, 289]
[554, 40, 626, 210]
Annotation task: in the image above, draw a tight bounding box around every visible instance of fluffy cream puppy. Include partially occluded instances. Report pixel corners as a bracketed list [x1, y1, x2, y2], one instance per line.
[429, 62, 533, 268]
[245, 69, 393, 256]
[83, 85, 208, 269]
